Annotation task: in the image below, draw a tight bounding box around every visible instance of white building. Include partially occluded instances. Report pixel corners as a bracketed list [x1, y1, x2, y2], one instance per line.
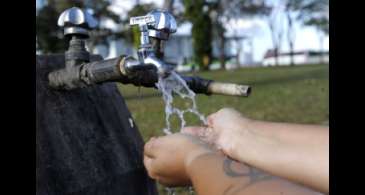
[93, 21, 255, 71]
[262, 50, 329, 66]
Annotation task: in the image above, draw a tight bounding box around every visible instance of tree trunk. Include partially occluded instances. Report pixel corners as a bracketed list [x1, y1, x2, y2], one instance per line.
[236, 38, 242, 67]
[163, 0, 174, 12]
[274, 48, 279, 66]
[218, 28, 226, 70]
[287, 13, 295, 66]
[289, 42, 294, 66]
[319, 30, 325, 64]
[36, 54, 157, 195]
[269, 21, 279, 66]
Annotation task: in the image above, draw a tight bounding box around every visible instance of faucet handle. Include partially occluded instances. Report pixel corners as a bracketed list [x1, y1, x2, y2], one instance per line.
[147, 10, 177, 34]
[146, 10, 177, 40]
[130, 10, 177, 40]
[58, 7, 97, 38]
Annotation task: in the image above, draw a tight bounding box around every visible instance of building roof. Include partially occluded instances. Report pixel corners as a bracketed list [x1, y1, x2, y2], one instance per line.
[263, 50, 329, 59]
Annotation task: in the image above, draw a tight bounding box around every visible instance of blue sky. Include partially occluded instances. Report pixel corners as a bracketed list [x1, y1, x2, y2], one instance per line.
[36, 0, 329, 61]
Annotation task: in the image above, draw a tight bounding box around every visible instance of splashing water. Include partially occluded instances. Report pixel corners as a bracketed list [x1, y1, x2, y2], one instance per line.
[155, 71, 206, 195]
[156, 71, 207, 134]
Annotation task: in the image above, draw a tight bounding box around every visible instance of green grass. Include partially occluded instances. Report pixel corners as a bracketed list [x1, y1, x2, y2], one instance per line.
[117, 64, 329, 194]
[118, 64, 329, 142]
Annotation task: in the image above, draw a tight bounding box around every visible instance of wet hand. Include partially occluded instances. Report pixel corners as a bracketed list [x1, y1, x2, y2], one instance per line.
[143, 130, 214, 187]
[182, 108, 254, 161]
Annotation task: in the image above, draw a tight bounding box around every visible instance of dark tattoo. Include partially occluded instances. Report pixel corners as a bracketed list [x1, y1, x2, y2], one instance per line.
[222, 156, 274, 195]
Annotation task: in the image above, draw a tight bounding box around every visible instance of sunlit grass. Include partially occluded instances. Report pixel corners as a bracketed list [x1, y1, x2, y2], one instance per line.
[118, 64, 329, 195]
[119, 64, 328, 141]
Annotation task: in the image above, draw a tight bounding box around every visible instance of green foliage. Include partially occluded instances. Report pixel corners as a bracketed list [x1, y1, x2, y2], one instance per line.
[294, 0, 329, 34]
[304, 17, 329, 34]
[183, 0, 213, 70]
[36, 4, 67, 53]
[192, 14, 213, 70]
[205, 0, 271, 69]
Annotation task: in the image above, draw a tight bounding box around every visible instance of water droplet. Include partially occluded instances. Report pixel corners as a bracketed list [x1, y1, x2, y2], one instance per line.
[128, 118, 134, 128]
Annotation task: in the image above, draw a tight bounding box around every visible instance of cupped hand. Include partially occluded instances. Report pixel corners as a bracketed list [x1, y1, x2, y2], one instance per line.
[182, 108, 254, 161]
[143, 128, 214, 187]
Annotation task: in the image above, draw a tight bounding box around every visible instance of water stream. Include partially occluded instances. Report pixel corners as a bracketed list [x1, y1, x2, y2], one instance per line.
[155, 71, 207, 195]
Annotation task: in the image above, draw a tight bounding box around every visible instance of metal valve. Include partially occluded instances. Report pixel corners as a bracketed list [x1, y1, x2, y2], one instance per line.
[58, 7, 97, 38]
[57, 7, 97, 68]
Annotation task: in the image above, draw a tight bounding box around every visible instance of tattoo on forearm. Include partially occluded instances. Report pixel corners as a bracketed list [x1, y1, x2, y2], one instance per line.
[222, 157, 274, 195]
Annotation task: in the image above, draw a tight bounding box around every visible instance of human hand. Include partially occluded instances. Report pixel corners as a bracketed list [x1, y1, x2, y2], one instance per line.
[182, 108, 254, 161]
[143, 128, 214, 187]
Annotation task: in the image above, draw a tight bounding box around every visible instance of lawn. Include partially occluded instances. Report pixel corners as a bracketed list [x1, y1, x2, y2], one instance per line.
[117, 64, 329, 195]
[118, 64, 329, 141]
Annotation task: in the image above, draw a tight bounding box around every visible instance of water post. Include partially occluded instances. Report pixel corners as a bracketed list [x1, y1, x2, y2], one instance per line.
[36, 7, 158, 195]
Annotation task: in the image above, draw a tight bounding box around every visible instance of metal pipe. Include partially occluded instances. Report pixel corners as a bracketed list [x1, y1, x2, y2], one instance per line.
[180, 76, 251, 97]
[48, 56, 251, 97]
[207, 82, 251, 97]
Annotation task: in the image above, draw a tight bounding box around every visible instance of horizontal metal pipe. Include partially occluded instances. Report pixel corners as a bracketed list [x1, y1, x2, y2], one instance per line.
[48, 56, 127, 90]
[48, 56, 251, 97]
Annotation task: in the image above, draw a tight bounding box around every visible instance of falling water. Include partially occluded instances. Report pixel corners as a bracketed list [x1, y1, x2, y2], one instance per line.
[155, 71, 207, 195]
[156, 71, 207, 134]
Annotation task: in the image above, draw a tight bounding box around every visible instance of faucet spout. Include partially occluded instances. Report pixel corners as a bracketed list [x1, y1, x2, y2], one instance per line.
[123, 55, 174, 78]
[143, 56, 174, 78]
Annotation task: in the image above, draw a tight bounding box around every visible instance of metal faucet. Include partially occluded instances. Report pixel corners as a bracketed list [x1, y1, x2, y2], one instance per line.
[127, 10, 177, 78]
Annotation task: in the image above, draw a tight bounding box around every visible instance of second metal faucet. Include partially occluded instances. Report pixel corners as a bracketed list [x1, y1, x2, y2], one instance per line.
[127, 10, 177, 78]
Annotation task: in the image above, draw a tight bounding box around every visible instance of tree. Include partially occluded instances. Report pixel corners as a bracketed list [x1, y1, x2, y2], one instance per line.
[163, 0, 174, 12]
[182, 0, 213, 71]
[206, 0, 270, 69]
[283, 0, 302, 66]
[36, 0, 122, 54]
[36, 3, 69, 53]
[267, 3, 284, 66]
[284, 0, 329, 64]
[298, 0, 329, 34]
[282, 0, 329, 66]
[299, 0, 329, 63]
[125, 3, 156, 49]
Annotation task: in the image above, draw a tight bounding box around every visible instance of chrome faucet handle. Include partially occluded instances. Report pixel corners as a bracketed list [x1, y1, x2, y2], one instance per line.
[129, 11, 177, 77]
[130, 10, 177, 41]
[130, 15, 156, 46]
[58, 7, 97, 38]
[146, 10, 177, 40]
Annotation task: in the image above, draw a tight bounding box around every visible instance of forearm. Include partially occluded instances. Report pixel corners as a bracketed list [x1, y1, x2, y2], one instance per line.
[232, 120, 329, 193]
[186, 153, 322, 195]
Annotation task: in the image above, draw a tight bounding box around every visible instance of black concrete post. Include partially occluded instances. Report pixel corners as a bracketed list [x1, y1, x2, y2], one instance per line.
[36, 54, 158, 195]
